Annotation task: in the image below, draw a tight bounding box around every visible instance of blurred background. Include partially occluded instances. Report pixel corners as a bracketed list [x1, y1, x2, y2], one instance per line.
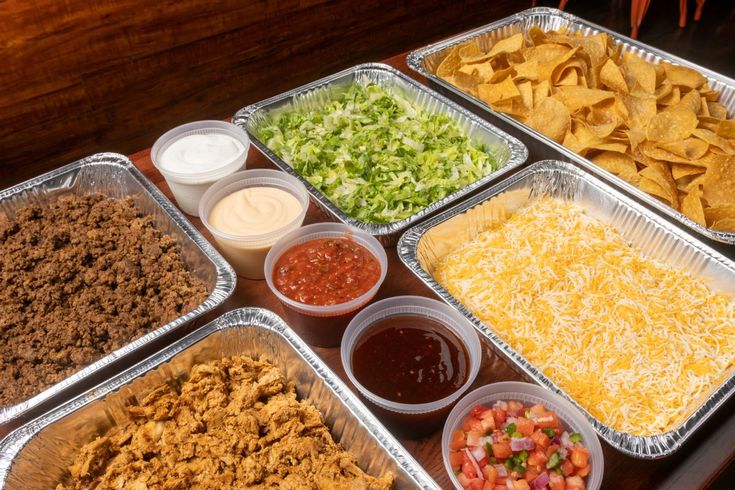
[1, 0, 734, 185]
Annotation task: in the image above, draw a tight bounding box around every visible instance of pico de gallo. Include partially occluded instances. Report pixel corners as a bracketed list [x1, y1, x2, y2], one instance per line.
[448, 400, 591, 490]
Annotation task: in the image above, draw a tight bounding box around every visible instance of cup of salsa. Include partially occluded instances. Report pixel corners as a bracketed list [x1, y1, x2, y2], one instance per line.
[264, 223, 388, 347]
[340, 295, 482, 438]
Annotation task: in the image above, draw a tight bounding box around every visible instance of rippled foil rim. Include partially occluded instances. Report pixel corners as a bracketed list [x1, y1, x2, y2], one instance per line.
[0, 308, 439, 489]
[398, 160, 735, 458]
[406, 7, 735, 244]
[0, 153, 236, 428]
[233, 62, 528, 246]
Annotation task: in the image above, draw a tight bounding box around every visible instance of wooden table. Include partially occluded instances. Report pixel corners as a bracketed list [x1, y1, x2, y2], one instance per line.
[126, 53, 735, 490]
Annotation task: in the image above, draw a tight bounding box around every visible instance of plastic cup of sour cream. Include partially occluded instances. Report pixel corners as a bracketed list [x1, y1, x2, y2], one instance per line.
[199, 169, 310, 279]
[152, 120, 250, 216]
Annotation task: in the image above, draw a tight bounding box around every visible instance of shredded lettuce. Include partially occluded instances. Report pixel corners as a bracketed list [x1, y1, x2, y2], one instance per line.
[256, 81, 498, 224]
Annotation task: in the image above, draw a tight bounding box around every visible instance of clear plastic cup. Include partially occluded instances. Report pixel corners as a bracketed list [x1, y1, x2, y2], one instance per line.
[341, 295, 481, 438]
[264, 223, 388, 347]
[152, 120, 249, 216]
[199, 169, 309, 279]
[442, 382, 604, 490]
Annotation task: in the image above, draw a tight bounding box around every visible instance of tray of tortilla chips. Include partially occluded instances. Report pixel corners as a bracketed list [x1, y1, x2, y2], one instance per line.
[407, 7, 735, 244]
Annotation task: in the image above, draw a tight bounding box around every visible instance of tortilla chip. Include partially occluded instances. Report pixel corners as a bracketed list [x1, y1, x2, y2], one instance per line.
[600, 59, 628, 93]
[681, 184, 706, 225]
[716, 120, 735, 139]
[701, 154, 735, 207]
[704, 204, 735, 224]
[663, 62, 706, 89]
[525, 97, 570, 143]
[622, 52, 656, 94]
[646, 108, 699, 143]
[590, 151, 640, 184]
[659, 138, 710, 160]
[639, 161, 679, 208]
[478, 77, 520, 104]
[693, 128, 735, 154]
[711, 218, 735, 232]
[437, 45, 462, 78]
[555, 86, 614, 112]
[488, 33, 524, 57]
[517, 80, 534, 108]
[672, 163, 706, 180]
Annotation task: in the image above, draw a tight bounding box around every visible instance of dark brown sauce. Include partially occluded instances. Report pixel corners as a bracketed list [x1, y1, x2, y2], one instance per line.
[351, 315, 469, 404]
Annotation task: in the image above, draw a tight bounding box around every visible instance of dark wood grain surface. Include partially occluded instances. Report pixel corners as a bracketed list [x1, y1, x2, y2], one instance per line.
[0, 0, 523, 187]
[119, 53, 735, 490]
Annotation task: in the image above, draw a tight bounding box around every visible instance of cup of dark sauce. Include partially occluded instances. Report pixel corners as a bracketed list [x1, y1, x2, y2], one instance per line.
[341, 296, 481, 438]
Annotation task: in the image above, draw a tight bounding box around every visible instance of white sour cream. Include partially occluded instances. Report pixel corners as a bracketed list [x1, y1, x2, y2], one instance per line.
[160, 133, 246, 174]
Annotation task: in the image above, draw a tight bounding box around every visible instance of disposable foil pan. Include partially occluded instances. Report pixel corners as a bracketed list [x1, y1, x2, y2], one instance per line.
[0, 308, 439, 489]
[398, 160, 735, 458]
[407, 7, 735, 244]
[233, 62, 528, 246]
[0, 153, 236, 431]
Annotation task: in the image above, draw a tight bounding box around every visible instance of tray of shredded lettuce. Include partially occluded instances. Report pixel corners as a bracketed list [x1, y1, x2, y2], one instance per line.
[254, 80, 499, 224]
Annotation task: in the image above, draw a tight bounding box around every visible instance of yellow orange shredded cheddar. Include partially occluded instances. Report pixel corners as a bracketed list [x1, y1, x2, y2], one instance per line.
[434, 197, 735, 436]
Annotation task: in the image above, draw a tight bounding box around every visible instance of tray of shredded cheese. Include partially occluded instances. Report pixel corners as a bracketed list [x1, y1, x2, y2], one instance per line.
[398, 160, 735, 458]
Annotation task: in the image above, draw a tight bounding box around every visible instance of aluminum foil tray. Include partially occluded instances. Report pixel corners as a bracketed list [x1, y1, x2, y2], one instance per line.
[0, 153, 236, 431]
[233, 62, 528, 246]
[0, 308, 439, 489]
[406, 7, 735, 245]
[398, 160, 735, 458]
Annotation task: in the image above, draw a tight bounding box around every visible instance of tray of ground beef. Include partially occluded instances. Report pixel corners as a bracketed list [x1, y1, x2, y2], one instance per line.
[0, 153, 236, 433]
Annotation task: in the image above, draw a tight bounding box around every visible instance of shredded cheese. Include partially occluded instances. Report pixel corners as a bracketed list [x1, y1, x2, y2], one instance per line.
[435, 197, 735, 436]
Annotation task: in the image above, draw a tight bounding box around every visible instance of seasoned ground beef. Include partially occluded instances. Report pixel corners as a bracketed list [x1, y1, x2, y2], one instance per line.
[56, 355, 393, 489]
[0, 193, 209, 407]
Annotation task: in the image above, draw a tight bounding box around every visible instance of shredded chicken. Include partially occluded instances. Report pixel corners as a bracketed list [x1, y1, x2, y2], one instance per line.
[57, 355, 393, 490]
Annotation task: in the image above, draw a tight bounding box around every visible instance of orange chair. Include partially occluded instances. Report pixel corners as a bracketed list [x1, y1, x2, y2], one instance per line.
[547, 0, 706, 39]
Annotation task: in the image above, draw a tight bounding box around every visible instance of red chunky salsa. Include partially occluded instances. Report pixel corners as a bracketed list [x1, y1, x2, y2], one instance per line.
[273, 237, 381, 306]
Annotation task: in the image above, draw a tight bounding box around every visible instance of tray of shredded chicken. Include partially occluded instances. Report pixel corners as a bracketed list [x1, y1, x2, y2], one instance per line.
[0, 308, 439, 489]
[398, 160, 735, 459]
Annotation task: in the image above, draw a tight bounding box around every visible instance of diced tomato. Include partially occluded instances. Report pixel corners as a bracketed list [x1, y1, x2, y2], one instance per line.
[536, 412, 561, 429]
[507, 400, 524, 416]
[515, 416, 534, 436]
[566, 475, 585, 490]
[457, 472, 472, 488]
[450, 430, 466, 450]
[449, 450, 464, 468]
[494, 486, 507, 490]
[492, 441, 512, 459]
[560, 460, 574, 477]
[527, 449, 548, 466]
[530, 403, 547, 415]
[549, 472, 566, 490]
[462, 461, 478, 479]
[466, 430, 485, 447]
[570, 446, 590, 468]
[492, 407, 507, 426]
[462, 416, 484, 432]
[531, 429, 551, 450]
[479, 409, 496, 421]
[577, 464, 591, 477]
[471, 405, 488, 418]
[525, 468, 539, 482]
[483, 464, 498, 484]
[467, 478, 484, 490]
